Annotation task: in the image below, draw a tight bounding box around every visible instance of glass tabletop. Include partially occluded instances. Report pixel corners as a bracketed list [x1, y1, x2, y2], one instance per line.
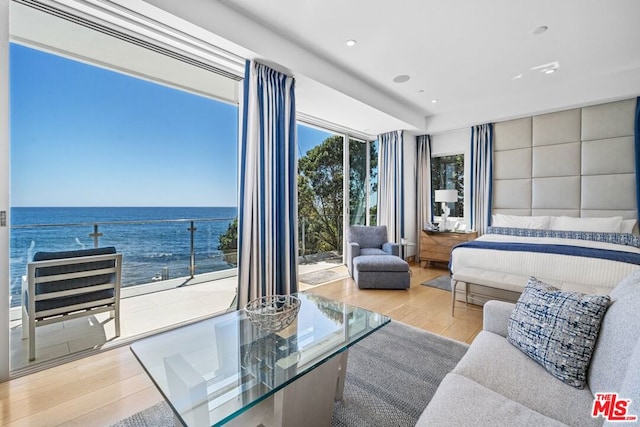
[130, 292, 390, 426]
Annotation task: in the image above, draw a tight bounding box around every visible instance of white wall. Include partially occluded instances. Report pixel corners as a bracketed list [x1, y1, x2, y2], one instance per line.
[0, 0, 10, 382]
[430, 128, 472, 228]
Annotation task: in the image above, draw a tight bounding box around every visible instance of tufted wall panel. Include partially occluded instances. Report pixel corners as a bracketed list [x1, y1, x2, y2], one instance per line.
[494, 148, 531, 180]
[532, 142, 580, 178]
[582, 137, 635, 175]
[532, 108, 581, 146]
[493, 98, 638, 220]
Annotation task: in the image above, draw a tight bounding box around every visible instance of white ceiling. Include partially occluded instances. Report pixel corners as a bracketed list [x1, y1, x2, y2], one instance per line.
[50, 0, 640, 136]
[222, 0, 640, 135]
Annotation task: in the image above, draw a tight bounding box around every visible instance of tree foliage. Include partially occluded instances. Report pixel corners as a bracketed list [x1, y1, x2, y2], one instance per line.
[298, 136, 377, 255]
[298, 135, 344, 254]
[431, 154, 464, 218]
[216, 136, 377, 258]
[217, 217, 237, 251]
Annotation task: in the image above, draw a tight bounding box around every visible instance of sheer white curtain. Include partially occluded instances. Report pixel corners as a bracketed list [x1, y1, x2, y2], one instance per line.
[416, 135, 432, 262]
[470, 124, 493, 235]
[237, 60, 298, 308]
[377, 130, 404, 244]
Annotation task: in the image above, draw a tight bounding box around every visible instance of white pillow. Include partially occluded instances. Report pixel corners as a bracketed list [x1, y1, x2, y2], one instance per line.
[492, 214, 550, 230]
[549, 216, 623, 233]
[620, 219, 637, 234]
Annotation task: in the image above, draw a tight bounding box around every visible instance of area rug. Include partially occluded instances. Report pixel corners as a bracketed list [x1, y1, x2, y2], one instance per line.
[299, 267, 349, 286]
[421, 274, 452, 291]
[111, 321, 468, 427]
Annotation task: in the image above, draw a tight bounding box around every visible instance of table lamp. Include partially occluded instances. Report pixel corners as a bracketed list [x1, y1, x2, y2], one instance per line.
[434, 189, 458, 231]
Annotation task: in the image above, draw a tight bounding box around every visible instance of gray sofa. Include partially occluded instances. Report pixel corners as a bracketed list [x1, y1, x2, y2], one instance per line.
[417, 271, 640, 426]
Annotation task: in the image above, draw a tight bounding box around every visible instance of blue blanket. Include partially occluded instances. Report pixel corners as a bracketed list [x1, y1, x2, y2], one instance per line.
[450, 240, 640, 271]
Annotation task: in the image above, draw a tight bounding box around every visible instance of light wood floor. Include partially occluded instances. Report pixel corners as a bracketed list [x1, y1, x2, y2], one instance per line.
[0, 263, 483, 427]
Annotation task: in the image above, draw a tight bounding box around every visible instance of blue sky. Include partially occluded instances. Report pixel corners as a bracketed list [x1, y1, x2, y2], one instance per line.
[298, 124, 334, 158]
[10, 43, 332, 207]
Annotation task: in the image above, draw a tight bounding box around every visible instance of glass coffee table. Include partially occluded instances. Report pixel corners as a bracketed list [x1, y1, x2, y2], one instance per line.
[130, 293, 390, 426]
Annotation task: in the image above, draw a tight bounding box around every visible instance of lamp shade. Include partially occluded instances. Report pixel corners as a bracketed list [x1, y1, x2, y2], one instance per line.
[434, 189, 458, 203]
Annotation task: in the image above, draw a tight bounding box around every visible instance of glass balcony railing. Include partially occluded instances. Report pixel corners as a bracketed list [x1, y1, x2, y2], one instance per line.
[9, 217, 238, 308]
[10, 212, 349, 309]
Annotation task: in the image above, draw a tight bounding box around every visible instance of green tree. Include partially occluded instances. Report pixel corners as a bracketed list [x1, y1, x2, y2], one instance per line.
[298, 136, 344, 254]
[431, 154, 464, 218]
[220, 136, 376, 258]
[218, 217, 237, 251]
[349, 139, 377, 225]
[298, 136, 376, 255]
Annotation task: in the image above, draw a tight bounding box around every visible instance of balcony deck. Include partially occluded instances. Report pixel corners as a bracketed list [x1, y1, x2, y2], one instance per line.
[8, 261, 346, 374]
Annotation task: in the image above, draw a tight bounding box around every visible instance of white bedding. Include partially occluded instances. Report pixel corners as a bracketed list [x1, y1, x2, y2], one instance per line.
[450, 234, 640, 295]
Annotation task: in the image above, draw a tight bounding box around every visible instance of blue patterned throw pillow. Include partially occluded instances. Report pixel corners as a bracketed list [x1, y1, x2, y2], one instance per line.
[507, 277, 611, 389]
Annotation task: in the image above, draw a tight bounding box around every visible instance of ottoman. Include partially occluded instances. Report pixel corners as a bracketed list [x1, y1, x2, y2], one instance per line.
[353, 255, 410, 289]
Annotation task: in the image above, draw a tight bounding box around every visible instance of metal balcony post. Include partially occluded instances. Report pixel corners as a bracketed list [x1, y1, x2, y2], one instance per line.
[188, 221, 197, 278]
[89, 224, 102, 248]
[301, 217, 306, 256]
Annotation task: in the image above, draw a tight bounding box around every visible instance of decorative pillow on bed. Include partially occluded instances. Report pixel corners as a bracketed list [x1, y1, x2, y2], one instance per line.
[507, 277, 611, 389]
[548, 216, 623, 233]
[492, 214, 550, 229]
[621, 219, 638, 234]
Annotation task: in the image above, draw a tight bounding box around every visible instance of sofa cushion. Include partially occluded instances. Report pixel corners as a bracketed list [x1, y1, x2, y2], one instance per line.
[589, 269, 640, 396]
[353, 255, 408, 272]
[507, 277, 610, 389]
[417, 372, 567, 427]
[602, 339, 640, 425]
[348, 225, 387, 248]
[453, 331, 599, 427]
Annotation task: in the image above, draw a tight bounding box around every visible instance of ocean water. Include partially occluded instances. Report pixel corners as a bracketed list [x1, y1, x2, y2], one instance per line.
[10, 207, 237, 307]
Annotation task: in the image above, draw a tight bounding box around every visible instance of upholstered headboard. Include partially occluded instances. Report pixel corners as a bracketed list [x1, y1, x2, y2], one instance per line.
[492, 98, 637, 219]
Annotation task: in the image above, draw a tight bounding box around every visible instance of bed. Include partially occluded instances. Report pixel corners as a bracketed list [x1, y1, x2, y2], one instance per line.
[449, 214, 640, 314]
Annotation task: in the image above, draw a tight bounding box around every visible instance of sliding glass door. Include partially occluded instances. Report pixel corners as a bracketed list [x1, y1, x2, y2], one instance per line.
[349, 138, 378, 226]
[297, 125, 344, 260]
[349, 139, 367, 225]
[298, 125, 378, 268]
[8, 2, 241, 373]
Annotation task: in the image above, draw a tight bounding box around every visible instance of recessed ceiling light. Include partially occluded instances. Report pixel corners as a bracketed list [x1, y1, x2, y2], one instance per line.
[418, 89, 425, 93]
[393, 75, 410, 83]
[512, 73, 523, 80]
[533, 25, 548, 35]
[431, 99, 439, 104]
[531, 61, 559, 75]
[346, 39, 357, 47]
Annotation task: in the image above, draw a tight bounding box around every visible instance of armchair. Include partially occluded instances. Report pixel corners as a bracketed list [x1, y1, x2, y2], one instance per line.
[346, 225, 399, 277]
[22, 246, 122, 361]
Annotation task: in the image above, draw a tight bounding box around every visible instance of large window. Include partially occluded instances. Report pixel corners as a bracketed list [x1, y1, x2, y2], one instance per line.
[10, 44, 238, 301]
[431, 154, 464, 218]
[9, 42, 239, 371]
[297, 125, 377, 259]
[369, 140, 378, 226]
[349, 138, 378, 226]
[349, 139, 367, 225]
[297, 125, 344, 257]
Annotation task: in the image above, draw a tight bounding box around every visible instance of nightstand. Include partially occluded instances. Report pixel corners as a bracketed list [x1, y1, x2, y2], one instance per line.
[420, 230, 478, 267]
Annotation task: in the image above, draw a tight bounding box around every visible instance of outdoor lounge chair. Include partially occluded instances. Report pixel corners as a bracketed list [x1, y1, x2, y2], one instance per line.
[21, 246, 122, 361]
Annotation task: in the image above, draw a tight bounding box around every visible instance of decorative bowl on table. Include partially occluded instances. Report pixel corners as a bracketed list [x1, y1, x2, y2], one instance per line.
[244, 294, 301, 333]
